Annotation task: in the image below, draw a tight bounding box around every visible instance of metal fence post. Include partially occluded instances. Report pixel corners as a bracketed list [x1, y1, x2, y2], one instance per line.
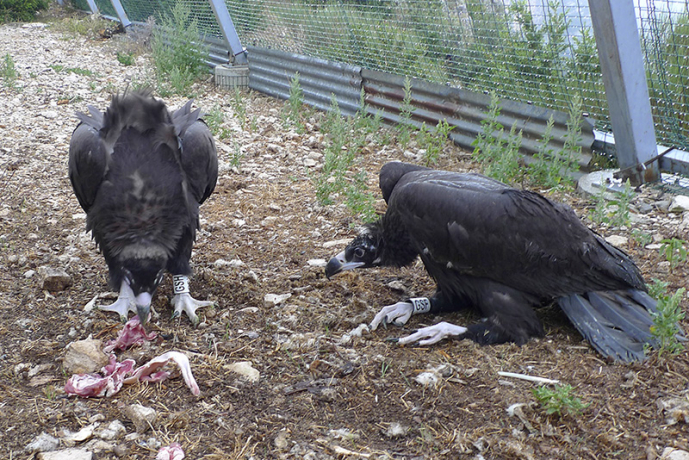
[207, 0, 248, 65]
[84, 0, 99, 15]
[109, 0, 132, 28]
[587, 0, 659, 185]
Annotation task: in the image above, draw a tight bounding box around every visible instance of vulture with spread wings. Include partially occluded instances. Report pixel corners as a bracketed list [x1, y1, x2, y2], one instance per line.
[69, 89, 217, 325]
[326, 162, 662, 362]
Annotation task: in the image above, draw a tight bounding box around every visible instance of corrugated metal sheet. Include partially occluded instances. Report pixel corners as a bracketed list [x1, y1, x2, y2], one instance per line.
[247, 46, 362, 118]
[362, 69, 595, 170]
[245, 48, 594, 170]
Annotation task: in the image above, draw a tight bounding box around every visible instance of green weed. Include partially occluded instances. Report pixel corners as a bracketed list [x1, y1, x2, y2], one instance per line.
[314, 94, 377, 223]
[417, 119, 454, 166]
[472, 92, 523, 184]
[1, 53, 17, 89]
[650, 287, 686, 357]
[49, 64, 94, 76]
[116, 51, 135, 66]
[151, 2, 209, 96]
[589, 180, 634, 228]
[232, 87, 247, 129]
[532, 384, 588, 416]
[396, 76, 414, 149]
[659, 238, 688, 272]
[203, 105, 224, 137]
[283, 72, 305, 133]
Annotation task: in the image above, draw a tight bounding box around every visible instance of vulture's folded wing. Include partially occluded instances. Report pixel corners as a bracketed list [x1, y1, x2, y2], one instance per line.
[386, 171, 645, 297]
[172, 102, 218, 205]
[68, 120, 107, 213]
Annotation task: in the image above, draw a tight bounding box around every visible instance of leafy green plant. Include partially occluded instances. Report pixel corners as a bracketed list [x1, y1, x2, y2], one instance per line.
[282, 71, 305, 133]
[50, 64, 94, 76]
[0, 0, 49, 23]
[472, 92, 523, 185]
[650, 287, 686, 357]
[232, 87, 247, 129]
[528, 96, 583, 188]
[315, 94, 377, 222]
[532, 384, 588, 416]
[116, 51, 135, 66]
[151, 2, 209, 96]
[203, 105, 224, 137]
[417, 119, 454, 166]
[396, 76, 414, 149]
[588, 180, 634, 228]
[1, 53, 17, 89]
[230, 141, 244, 170]
[632, 229, 653, 248]
[647, 278, 670, 300]
[659, 238, 688, 272]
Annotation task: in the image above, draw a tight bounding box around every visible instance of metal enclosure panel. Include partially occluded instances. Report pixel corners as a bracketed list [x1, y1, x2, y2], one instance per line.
[362, 69, 595, 170]
[247, 46, 363, 118]
[588, 0, 659, 184]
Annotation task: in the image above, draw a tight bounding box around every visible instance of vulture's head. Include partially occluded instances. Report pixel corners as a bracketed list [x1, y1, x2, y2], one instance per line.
[120, 251, 167, 324]
[325, 232, 382, 279]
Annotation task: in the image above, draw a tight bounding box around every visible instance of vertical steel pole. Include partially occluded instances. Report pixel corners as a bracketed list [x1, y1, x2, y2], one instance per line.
[588, 0, 659, 185]
[207, 0, 248, 65]
[109, 0, 132, 28]
[84, 0, 99, 15]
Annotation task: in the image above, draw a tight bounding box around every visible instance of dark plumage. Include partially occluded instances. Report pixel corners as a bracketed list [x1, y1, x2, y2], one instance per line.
[326, 161, 661, 362]
[69, 89, 218, 325]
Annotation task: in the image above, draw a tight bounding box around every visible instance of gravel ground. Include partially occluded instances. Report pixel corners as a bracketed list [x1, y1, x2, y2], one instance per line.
[1, 7, 689, 460]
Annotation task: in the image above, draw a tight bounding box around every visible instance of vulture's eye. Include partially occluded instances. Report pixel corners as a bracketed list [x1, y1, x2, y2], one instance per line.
[354, 248, 366, 258]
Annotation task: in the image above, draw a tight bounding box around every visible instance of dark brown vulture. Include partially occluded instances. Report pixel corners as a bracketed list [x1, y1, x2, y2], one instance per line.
[69, 89, 218, 325]
[326, 161, 661, 362]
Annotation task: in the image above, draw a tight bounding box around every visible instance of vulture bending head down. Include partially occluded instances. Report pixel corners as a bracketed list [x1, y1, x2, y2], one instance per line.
[69, 89, 218, 325]
[326, 161, 664, 362]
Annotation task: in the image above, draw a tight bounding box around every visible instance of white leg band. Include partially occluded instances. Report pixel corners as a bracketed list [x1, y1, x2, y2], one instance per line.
[409, 297, 431, 314]
[173, 275, 190, 295]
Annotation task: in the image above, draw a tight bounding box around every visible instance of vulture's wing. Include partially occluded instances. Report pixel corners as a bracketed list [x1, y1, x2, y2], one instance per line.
[173, 101, 218, 205]
[68, 108, 107, 213]
[386, 170, 645, 298]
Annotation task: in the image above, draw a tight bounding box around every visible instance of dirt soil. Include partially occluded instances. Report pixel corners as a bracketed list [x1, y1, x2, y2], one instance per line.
[1, 8, 689, 460]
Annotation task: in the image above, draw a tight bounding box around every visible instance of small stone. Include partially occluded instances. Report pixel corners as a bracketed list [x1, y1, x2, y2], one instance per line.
[669, 196, 689, 213]
[384, 422, 409, 438]
[307, 259, 326, 267]
[25, 432, 60, 453]
[61, 424, 96, 446]
[264, 293, 291, 307]
[661, 447, 689, 460]
[63, 338, 109, 375]
[124, 404, 156, 433]
[39, 267, 72, 291]
[225, 361, 260, 383]
[604, 235, 628, 247]
[96, 420, 127, 441]
[274, 429, 290, 450]
[37, 448, 93, 460]
[40, 110, 58, 119]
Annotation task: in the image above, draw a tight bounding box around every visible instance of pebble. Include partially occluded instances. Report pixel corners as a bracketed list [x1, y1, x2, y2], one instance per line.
[225, 361, 260, 382]
[63, 337, 109, 374]
[124, 404, 156, 433]
[25, 432, 60, 453]
[37, 448, 92, 460]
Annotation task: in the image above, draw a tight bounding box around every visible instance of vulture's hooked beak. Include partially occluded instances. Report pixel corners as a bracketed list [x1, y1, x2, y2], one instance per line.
[135, 292, 152, 325]
[325, 250, 365, 279]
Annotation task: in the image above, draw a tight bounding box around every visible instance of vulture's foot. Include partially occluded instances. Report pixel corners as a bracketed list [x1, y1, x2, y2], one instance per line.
[370, 301, 414, 330]
[98, 281, 136, 322]
[396, 322, 468, 346]
[171, 293, 214, 325]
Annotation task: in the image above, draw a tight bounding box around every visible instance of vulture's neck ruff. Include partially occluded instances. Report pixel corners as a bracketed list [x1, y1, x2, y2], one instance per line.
[364, 213, 418, 269]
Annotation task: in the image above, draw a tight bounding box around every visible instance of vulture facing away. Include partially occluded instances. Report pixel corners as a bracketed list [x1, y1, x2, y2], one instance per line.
[326, 161, 662, 362]
[69, 90, 218, 325]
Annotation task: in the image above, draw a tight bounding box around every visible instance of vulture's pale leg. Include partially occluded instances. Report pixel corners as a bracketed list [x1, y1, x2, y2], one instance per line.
[396, 322, 468, 346]
[370, 301, 414, 330]
[99, 280, 136, 321]
[170, 275, 214, 325]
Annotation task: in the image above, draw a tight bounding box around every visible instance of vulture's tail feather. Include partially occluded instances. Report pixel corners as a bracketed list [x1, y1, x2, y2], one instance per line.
[558, 289, 659, 362]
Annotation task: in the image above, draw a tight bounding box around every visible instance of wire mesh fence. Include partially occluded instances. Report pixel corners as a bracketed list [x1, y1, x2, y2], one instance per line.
[72, 0, 689, 152]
